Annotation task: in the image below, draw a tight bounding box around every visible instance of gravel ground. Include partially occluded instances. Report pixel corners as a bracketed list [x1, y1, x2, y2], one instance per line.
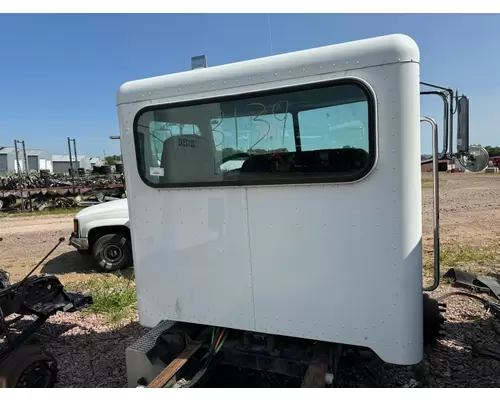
[1, 172, 500, 388]
[383, 286, 500, 388]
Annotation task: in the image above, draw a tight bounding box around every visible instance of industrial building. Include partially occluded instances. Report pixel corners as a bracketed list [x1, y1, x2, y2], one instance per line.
[0, 146, 52, 175]
[1, 146, 107, 176]
[51, 155, 91, 175]
[26, 149, 52, 172]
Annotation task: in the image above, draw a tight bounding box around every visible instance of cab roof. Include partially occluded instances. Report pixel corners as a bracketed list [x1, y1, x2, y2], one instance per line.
[116, 33, 419, 106]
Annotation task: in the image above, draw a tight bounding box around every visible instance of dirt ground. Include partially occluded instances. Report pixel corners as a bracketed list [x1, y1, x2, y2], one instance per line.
[420, 172, 500, 243]
[1, 172, 500, 387]
[0, 213, 108, 284]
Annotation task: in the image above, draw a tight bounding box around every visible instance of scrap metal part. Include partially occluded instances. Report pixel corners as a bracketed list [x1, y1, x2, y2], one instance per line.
[0, 170, 125, 213]
[443, 268, 500, 299]
[0, 273, 92, 319]
[0, 269, 9, 290]
[0, 171, 124, 191]
[0, 273, 91, 388]
[0, 238, 92, 388]
[0, 345, 58, 388]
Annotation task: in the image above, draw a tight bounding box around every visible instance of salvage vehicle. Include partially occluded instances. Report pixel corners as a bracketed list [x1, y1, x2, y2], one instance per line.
[70, 198, 132, 271]
[115, 34, 488, 387]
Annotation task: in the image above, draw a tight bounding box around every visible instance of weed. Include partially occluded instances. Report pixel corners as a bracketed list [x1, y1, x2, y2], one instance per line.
[69, 273, 137, 327]
[441, 276, 454, 285]
[439, 245, 498, 265]
[421, 178, 433, 189]
[423, 244, 500, 280]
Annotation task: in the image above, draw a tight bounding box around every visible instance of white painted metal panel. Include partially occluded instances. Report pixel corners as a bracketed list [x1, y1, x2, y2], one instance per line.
[116, 34, 423, 365]
[125, 186, 255, 330]
[247, 62, 423, 365]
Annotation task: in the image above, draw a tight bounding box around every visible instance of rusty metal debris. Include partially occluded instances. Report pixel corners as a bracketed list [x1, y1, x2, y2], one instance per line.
[1, 171, 124, 190]
[0, 171, 125, 213]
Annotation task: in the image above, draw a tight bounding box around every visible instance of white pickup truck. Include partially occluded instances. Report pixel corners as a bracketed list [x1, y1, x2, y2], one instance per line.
[69, 198, 132, 271]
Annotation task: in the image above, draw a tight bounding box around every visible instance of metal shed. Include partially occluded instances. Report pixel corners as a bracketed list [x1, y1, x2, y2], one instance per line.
[0, 146, 53, 175]
[26, 149, 52, 173]
[52, 155, 91, 174]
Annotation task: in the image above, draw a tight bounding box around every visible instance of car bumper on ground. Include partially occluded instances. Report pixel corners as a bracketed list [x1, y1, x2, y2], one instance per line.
[69, 233, 89, 251]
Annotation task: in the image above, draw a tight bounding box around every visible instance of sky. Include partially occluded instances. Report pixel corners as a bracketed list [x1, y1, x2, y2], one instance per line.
[0, 13, 499, 158]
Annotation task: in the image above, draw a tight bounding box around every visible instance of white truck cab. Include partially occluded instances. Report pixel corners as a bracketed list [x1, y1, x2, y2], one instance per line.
[70, 198, 132, 271]
[114, 33, 485, 387]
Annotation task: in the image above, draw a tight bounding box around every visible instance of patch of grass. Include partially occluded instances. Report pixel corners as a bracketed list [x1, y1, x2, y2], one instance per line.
[462, 314, 484, 323]
[423, 244, 500, 280]
[69, 274, 137, 326]
[421, 178, 433, 189]
[0, 206, 84, 218]
[441, 276, 454, 285]
[440, 245, 498, 265]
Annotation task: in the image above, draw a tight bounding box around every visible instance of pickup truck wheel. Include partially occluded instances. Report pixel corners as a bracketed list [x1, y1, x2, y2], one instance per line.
[92, 233, 132, 272]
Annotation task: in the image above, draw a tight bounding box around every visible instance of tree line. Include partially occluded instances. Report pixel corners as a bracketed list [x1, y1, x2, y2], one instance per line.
[485, 146, 500, 157]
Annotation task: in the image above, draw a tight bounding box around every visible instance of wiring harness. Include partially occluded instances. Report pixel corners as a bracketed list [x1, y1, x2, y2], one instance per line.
[175, 327, 229, 388]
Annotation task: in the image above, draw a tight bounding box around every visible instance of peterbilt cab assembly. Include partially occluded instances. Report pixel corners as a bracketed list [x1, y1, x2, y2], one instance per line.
[116, 33, 486, 387]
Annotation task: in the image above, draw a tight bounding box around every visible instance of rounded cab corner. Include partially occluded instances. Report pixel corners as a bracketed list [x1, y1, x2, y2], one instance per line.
[386, 33, 420, 63]
[116, 81, 135, 106]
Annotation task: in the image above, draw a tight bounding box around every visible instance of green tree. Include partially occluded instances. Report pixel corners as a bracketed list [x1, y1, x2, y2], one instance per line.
[485, 146, 500, 157]
[105, 155, 121, 164]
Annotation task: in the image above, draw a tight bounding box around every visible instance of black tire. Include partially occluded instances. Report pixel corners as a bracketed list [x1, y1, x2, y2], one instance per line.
[92, 233, 132, 272]
[0, 345, 58, 388]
